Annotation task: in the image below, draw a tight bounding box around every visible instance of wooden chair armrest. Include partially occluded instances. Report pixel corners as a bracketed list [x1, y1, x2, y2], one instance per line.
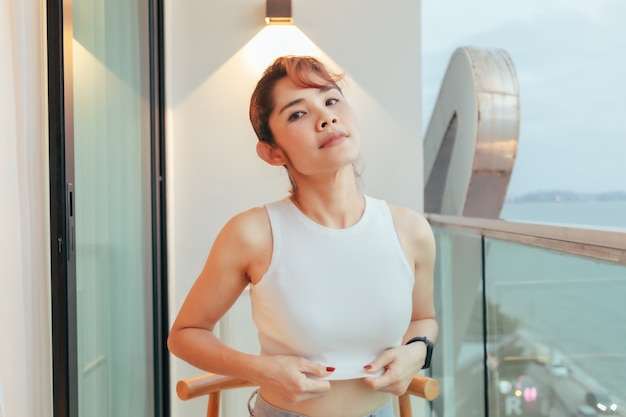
[404, 374, 439, 401]
[176, 373, 438, 417]
[177, 373, 438, 401]
[176, 373, 255, 401]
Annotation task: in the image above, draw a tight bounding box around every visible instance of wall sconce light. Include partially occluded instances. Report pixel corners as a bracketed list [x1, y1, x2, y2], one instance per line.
[266, 0, 292, 25]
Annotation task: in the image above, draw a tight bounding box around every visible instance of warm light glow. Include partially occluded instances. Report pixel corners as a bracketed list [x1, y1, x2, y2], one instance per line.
[242, 26, 325, 75]
[265, 17, 293, 25]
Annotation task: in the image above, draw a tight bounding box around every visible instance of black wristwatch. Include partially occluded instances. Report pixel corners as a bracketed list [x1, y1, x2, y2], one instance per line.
[405, 336, 434, 369]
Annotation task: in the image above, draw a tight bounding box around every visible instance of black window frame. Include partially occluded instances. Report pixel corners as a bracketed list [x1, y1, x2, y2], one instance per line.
[46, 1, 169, 415]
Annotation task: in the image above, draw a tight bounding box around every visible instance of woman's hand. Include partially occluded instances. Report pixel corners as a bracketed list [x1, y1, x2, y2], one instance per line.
[361, 343, 426, 395]
[256, 355, 335, 403]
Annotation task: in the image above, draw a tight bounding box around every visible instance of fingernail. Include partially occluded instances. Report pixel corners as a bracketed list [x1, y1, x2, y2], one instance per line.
[326, 367, 335, 372]
[363, 365, 372, 370]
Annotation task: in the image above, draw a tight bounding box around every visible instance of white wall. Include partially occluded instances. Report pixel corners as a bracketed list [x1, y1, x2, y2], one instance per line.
[165, 1, 423, 415]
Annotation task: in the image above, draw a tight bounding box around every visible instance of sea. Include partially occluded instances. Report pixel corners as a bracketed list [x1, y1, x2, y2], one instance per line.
[500, 200, 626, 231]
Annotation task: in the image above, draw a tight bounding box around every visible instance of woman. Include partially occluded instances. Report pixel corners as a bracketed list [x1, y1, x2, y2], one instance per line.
[168, 56, 438, 417]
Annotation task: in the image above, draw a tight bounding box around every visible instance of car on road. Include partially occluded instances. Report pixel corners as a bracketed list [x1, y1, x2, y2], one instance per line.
[586, 391, 618, 414]
[548, 357, 570, 377]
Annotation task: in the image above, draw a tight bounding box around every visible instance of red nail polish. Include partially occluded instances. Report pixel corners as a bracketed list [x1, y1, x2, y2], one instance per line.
[326, 367, 335, 372]
[363, 365, 372, 370]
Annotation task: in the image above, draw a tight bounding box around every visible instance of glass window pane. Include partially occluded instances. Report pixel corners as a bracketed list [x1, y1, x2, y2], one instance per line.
[432, 228, 486, 417]
[73, 0, 154, 415]
[484, 239, 626, 417]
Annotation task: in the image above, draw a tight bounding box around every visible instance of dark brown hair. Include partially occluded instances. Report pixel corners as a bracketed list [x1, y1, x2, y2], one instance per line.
[249, 56, 345, 144]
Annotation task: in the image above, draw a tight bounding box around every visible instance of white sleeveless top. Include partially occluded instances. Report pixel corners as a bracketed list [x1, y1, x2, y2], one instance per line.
[250, 195, 415, 380]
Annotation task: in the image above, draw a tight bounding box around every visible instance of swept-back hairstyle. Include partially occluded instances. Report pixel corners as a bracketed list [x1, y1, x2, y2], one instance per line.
[249, 56, 345, 145]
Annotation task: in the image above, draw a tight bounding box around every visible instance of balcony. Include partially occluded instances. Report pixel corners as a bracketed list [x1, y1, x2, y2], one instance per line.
[423, 46, 626, 417]
[426, 212, 626, 417]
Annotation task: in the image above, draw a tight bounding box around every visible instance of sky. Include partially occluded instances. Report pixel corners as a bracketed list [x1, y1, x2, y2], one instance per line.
[421, 0, 626, 198]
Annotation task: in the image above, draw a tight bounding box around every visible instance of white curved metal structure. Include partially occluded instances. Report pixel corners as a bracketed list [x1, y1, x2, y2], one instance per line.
[424, 47, 520, 218]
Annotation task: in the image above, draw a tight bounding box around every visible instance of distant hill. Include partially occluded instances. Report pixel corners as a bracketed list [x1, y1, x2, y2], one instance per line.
[507, 190, 626, 203]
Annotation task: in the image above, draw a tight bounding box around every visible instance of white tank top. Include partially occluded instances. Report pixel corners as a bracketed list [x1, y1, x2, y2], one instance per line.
[250, 195, 415, 380]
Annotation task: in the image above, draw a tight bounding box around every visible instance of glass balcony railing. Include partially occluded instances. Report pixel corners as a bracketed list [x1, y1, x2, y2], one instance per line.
[427, 214, 626, 417]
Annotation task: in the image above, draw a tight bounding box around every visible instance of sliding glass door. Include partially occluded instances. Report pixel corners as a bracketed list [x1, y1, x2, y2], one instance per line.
[48, 0, 167, 415]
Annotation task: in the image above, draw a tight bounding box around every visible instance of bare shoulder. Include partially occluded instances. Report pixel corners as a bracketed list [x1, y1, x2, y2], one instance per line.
[387, 204, 436, 263]
[217, 205, 273, 282]
[224, 205, 271, 239]
[388, 204, 434, 241]
[169, 205, 273, 337]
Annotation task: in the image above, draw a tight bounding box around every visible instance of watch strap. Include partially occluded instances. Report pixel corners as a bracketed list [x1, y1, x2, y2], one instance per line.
[405, 336, 434, 369]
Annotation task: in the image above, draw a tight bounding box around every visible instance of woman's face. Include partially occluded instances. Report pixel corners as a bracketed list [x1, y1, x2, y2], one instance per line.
[267, 75, 361, 178]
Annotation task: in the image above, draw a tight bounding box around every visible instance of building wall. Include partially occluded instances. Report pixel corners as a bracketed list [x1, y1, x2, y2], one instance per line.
[165, 1, 423, 415]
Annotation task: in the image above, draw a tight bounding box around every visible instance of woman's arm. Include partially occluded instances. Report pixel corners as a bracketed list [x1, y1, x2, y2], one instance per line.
[167, 206, 334, 401]
[363, 205, 438, 395]
[401, 207, 438, 346]
[167, 207, 268, 378]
